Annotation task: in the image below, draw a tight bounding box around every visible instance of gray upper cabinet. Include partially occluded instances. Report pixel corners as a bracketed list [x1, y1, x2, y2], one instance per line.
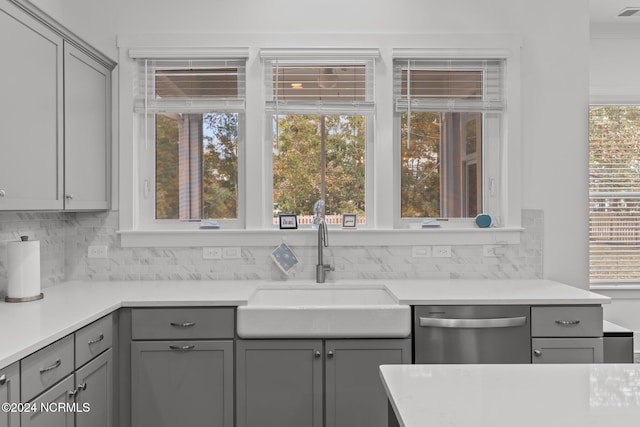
[63, 41, 111, 210]
[0, 0, 113, 211]
[0, 362, 20, 427]
[0, 1, 64, 210]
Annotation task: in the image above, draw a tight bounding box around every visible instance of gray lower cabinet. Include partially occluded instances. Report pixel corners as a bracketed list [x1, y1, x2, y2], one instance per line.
[236, 340, 323, 427]
[21, 375, 75, 427]
[325, 340, 411, 427]
[531, 305, 604, 363]
[75, 349, 113, 427]
[131, 340, 233, 427]
[0, 362, 20, 427]
[236, 338, 411, 427]
[531, 338, 604, 364]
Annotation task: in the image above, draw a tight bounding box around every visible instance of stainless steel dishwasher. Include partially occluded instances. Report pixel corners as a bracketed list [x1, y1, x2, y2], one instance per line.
[414, 305, 531, 364]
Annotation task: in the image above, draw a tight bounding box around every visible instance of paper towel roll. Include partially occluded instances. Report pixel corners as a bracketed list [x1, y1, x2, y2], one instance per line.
[6, 236, 43, 302]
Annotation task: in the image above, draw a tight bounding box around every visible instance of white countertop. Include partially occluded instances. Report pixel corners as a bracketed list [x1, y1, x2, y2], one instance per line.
[0, 279, 608, 369]
[380, 363, 640, 427]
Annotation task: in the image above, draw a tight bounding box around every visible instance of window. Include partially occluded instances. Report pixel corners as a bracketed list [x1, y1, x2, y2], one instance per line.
[262, 50, 377, 227]
[394, 58, 505, 222]
[135, 57, 246, 227]
[589, 106, 640, 283]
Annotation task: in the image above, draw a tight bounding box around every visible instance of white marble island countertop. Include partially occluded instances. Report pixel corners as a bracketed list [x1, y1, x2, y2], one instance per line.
[380, 363, 640, 427]
[0, 279, 608, 369]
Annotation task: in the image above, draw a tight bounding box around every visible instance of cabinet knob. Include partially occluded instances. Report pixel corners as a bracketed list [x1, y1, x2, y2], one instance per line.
[534, 350, 542, 357]
[65, 194, 74, 200]
[0, 190, 5, 197]
[327, 351, 334, 359]
[314, 351, 321, 359]
[78, 382, 87, 391]
[0, 374, 6, 385]
[68, 389, 78, 397]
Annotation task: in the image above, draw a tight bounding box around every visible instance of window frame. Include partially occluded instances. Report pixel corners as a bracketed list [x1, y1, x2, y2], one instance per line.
[117, 36, 523, 248]
[588, 103, 640, 286]
[260, 49, 378, 228]
[392, 53, 507, 228]
[131, 51, 248, 230]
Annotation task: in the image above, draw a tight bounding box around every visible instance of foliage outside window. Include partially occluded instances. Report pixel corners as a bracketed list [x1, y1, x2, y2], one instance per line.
[137, 59, 245, 224]
[394, 59, 504, 221]
[263, 55, 376, 226]
[589, 106, 640, 283]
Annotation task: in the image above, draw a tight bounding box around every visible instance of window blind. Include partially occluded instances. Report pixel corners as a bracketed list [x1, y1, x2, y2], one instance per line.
[589, 106, 640, 283]
[261, 49, 377, 115]
[393, 59, 505, 113]
[135, 59, 246, 113]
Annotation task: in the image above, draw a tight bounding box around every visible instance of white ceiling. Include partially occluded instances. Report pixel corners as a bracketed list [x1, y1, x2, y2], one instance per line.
[591, 0, 640, 24]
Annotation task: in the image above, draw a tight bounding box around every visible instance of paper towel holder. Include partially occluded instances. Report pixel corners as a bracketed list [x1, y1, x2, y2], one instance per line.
[5, 235, 44, 303]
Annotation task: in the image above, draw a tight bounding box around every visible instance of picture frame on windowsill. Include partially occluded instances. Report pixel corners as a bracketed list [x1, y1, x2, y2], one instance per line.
[342, 213, 357, 229]
[278, 214, 298, 229]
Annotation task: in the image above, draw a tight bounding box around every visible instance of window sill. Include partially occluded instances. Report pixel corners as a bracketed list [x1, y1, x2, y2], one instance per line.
[590, 284, 640, 299]
[118, 227, 523, 248]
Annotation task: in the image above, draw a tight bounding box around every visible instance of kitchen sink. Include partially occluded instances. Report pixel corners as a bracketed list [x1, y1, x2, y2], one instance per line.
[236, 284, 411, 338]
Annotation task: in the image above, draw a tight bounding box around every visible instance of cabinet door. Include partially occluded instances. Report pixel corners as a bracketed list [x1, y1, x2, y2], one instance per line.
[75, 349, 112, 427]
[532, 338, 604, 363]
[63, 41, 110, 210]
[236, 340, 323, 427]
[21, 374, 75, 427]
[131, 340, 233, 427]
[0, 3, 63, 210]
[0, 362, 20, 427]
[325, 339, 411, 427]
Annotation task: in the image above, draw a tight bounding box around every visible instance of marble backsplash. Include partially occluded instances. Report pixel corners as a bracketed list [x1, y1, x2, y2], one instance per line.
[0, 209, 543, 294]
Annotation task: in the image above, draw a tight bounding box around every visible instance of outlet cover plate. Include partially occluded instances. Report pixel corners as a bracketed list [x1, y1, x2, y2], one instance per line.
[432, 245, 452, 258]
[203, 247, 222, 259]
[88, 245, 108, 259]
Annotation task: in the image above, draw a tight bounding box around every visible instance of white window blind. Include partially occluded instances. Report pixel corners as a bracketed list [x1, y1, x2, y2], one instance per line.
[393, 59, 505, 113]
[589, 105, 640, 283]
[135, 59, 246, 114]
[261, 49, 378, 115]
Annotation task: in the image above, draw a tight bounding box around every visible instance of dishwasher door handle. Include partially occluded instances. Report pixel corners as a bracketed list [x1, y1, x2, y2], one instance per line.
[419, 316, 527, 329]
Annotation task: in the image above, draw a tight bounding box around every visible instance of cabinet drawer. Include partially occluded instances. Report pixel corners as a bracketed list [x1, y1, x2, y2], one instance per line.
[75, 313, 113, 368]
[132, 308, 234, 340]
[21, 335, 74, 401]
[1, 361, 20, 427]
[531, 306, 602, 337]
[531, 338, 603, 363]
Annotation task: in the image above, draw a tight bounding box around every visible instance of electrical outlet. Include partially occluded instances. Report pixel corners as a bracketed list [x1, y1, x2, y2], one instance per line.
[222, 247, 242, 259]
[88, 245, 108, 259]
[412, 246, 431, 258]
[432, 245, 452, 258]
[203, 247, 222, 260]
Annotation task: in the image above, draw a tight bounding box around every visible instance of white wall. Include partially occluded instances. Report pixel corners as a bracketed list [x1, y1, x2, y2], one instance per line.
[26, 0, 592, 288]
[28, 0, 117, 59]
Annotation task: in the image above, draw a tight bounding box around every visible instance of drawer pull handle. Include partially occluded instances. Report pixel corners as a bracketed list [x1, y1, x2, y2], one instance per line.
[419, 316, 527, 329]
[0, 374, 6, 385]
[87, 333, 104, 345]
[169, 345, 195, 351]
[170, 322, 196, 328]
[555, 320, 580, 326]
[40, 359, 61, 373]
